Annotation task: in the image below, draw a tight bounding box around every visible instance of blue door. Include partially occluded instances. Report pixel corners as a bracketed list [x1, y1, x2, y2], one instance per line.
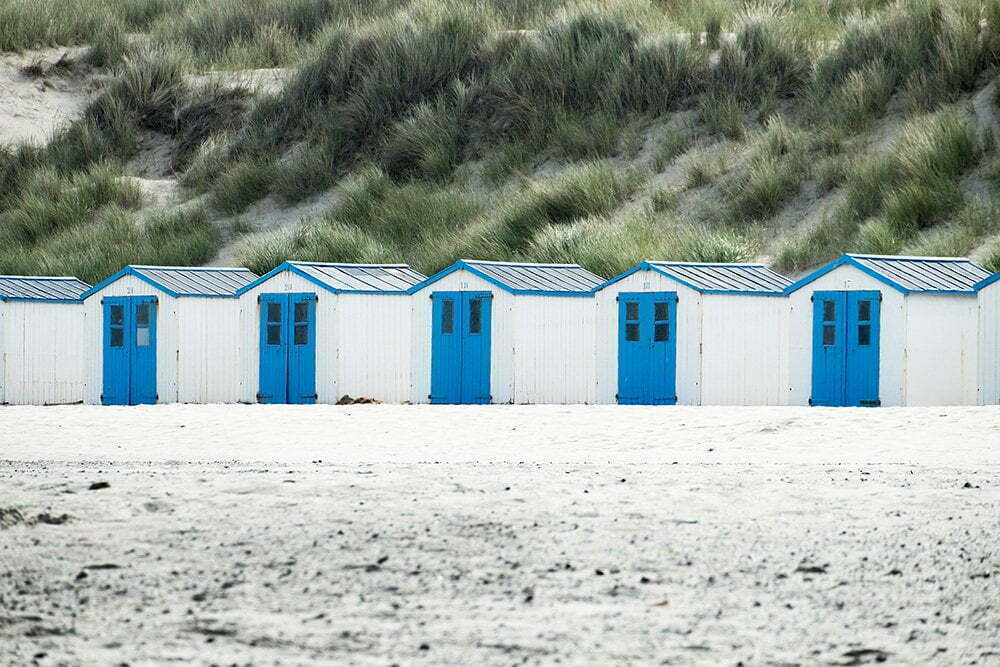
[102, 296, 157, 405]
[617, 292, 677, 405]
[430, 291, 491, 404]
[258, 293, 317, 404]
[811, 290, 880, 406]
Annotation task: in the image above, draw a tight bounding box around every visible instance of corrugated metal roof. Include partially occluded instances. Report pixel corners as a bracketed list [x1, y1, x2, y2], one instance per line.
[846, 254, 990, 293]
[647, 262, 792, 294]
[130, 266, 258, 296]
[461, 260, 604, 294]
[0, 275, 90, 301]
[288, 262, 426, 292]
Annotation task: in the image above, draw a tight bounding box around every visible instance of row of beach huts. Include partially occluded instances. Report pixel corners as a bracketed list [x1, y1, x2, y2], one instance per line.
[2, 253, 1000, 408]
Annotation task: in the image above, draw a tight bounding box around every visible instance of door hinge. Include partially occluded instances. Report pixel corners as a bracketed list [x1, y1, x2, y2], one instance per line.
[808, 397, 814, 406]
[860, 399, 881, 407]
[614, 393, 619, 399]
[256, 392, 270, 400]
[878, 293, 883, 302]
[257, 294, 261, 303]
[810, 295, 815, 302]
[155, 394, 159, 400]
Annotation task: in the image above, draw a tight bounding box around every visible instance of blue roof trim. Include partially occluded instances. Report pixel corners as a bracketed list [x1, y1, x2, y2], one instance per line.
[974, 272, 1000, 291]
[783, 254, 986, 295]
[1, 296, 84, 304]
[81, 266, 256, 300]
[594, 262, 789, 295]
[407, 260, 599, 296]
[236, 261, 421, 296]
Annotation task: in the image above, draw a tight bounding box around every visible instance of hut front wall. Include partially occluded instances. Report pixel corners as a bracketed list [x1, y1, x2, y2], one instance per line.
[335, 293, 412, 403]
[594, 270, 703, 405]
[238, 270, 338, 403]
[511, 294, 596, 404]
[700, 294, 788, 406]
[83, 276, 178, 405]
[175, 298, 243, 403]
[410, 269, 515, 404]
[979, 282, 1000, 405]
[1, 301, 86, 405]
[903, 293, 978, 406]
[787, 264, 905, 406]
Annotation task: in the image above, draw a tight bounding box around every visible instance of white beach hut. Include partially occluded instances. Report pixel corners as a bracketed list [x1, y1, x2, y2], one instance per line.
[785, 254, 989, 407]
[409, 260, 604, 404]
[81, 265, 258, 405]
[593, 261, 792, 405]
[0, 276, 90, 406]
[975, 271, 1000, 405]
[236, 261, 426, 404]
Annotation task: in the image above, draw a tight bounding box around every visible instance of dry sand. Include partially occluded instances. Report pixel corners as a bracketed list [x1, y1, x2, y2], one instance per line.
[1, 405, 999, 665]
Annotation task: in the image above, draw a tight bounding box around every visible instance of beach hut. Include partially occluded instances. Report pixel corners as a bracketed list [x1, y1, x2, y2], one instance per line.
[409, 260, 604, 404]
[82, 265, 258, 405]
[975, 271, 1000, 405]
[785, 254, 989, 407]
[0, 275, 90, 405]
[593, 261, 792, 405]
[236, 261, 426, 404]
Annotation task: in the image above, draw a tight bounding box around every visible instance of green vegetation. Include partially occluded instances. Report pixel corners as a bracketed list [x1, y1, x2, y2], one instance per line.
[1, 0, 999, 280]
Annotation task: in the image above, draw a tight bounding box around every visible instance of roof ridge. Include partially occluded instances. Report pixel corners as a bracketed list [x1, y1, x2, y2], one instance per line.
[846, 253, 976, 263]
[288, 261, 412, 268]
[130, 265, 254, 272]
[462, 259, 583, 268]
[0, 275, 86, 281]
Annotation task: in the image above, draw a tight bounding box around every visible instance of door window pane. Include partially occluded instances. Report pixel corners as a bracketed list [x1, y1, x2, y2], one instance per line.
[625, 302, 639, 321]
[823, 300, 836, 322]
[294, 301, 309, 323]
[654, 323, 669, 342]
[469, 298, 481, 334]
[267, 302, 282, 323]
[823, 324, 836, 346]
[136, 303, 149, 326]
[136, 327, 150, 347]
[294, 324, 309, 345]
[625, 322, 639, 341]
[654, 301, 669, 321]
[267, 324, 281, 345]
[110, 327, 124, 348]
[858, 324, 871, 346]
[441, 300, 454, 334]
[858, 300, 871, 322]
[110, 305, 124, 325]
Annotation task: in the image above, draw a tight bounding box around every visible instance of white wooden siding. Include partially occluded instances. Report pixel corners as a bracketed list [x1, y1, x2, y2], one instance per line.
[979, 282, 1000, 405]
[903, 294, 978, 406]
[175, 298, 243, 403]
[336, 293, 412, 403]
[83, 275, 177, 405]
[511, 294, 596, 404]
[594, 270, 702, 405]
[700, 294, 788, 406]
[1, 301, 86, 405]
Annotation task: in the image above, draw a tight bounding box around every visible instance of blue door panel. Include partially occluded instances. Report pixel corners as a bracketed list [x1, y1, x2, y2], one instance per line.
[430, 291, 491, 404]
[617, 292, 677, 405]
[811, 290, 880, 407]
[258, 293, 317, 404]
[102, 296, 157, 406]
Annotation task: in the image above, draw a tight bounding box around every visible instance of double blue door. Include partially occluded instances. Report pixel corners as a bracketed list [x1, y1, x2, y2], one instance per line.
[258, 293, 317, 404]
[617, 292, 677, 405]
[102, 296, 157, 405]
[811, 290, 881, 407]
[430, 292, 491, 404]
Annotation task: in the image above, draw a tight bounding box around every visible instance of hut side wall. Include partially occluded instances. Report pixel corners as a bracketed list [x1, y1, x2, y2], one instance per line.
[238, 270, 338, 403]
[83, 276, 178, 405]
[700, 294, 788, 406]
[175, 298, 243, 403]
[1, 301, 86, 405]
[979, 282, 1000, 405]
[335, 293, 412, 403]
[511, 294, 596, 404]
[594, 270, 703, 405]
[410, 269, 516, 404]
[903, 294, 978, 406]
[787, 264, 905, 406]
